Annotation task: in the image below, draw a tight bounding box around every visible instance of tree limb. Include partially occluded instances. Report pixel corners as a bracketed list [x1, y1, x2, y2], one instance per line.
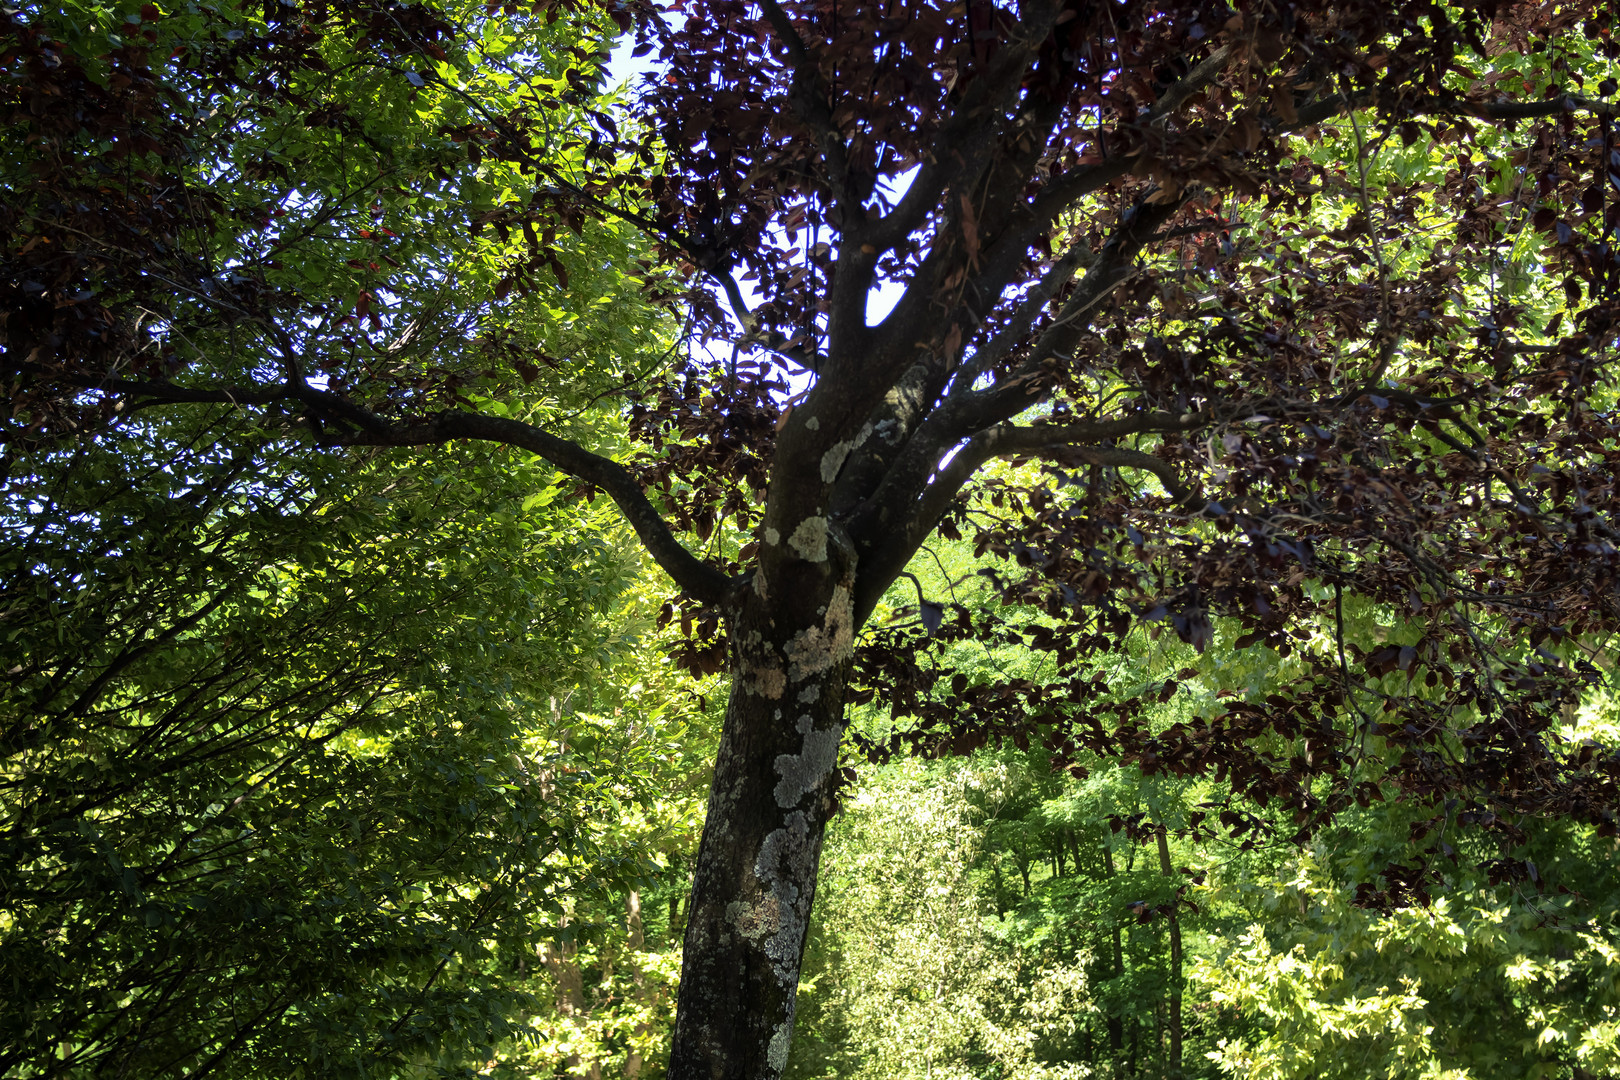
[1020, 45, 1234, 232]
[952, 238, 1098, 394]
[848, 4, 1061, 256]
[993, 430, 1201, 507]
[946, 195, 1187, 427]
[840, 194, 1187, 592]
[343, 411, 732, 603]
[102, 380, 732, 603]
[755, 0, 856, 214]
[850, 410, 1205, 622]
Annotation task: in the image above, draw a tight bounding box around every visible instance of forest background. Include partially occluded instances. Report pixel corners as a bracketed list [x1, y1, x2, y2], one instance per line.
[5, 0, 1620, 1077]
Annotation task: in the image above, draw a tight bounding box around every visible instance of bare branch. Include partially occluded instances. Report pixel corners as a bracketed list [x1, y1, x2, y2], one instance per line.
[848, 0, 1066, 256]
[716, 270, 760, 334]
[342, 411, 732, 603]
[1146, 45, 1235, 124]
[1436, 93, 1620, 121]
[1019, 45, 1234, 235]
[949, 195, 1187, 425]
[990, 427, 1201, 506]
[952, 239, 1097, 393]
[839, 194, 1188, 601]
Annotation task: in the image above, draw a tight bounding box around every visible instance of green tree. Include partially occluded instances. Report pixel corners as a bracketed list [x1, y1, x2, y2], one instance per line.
[789, 757, 1098, 1080]
[2, 2, 702, 1072]
[0, 403, 657, 1075]
[496, 616, 722, 1080]
[789, 518, 1620, 1080]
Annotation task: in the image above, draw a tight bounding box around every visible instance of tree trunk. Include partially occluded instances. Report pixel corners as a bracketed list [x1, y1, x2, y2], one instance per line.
[541, 928, 602, 1080]
[1103, 844, 1125, 1071]
[1155, 826, 1183, 1080]
[625, 890, 650, 1080]
[666, 535, 856, 1080]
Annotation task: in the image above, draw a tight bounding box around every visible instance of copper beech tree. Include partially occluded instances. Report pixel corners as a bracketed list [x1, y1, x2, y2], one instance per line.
[7, 0, 1620, 1075]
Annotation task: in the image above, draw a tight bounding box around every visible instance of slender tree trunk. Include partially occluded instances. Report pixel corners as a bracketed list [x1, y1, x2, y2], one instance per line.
[541, 928, 602, 1080]
[666, 537, 856, 1080]
[625, 890, 650, 1080]
[539, 720, 596, 1080]
[1155, 826, 1183, 1080]
[1103, 845, 1125, 1072]
[1155, 1000, 1165, 1074]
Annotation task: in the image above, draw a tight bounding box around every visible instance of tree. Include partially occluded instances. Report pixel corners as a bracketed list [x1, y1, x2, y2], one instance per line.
[1193, 830, 1620, 1080]
[784, 540, 1620, 1080]
[787, 756, 1100, 1080]
[8, 0, 1620, 1076]
[498, 608, 722, 1080]
[0, 406, 646, 1076]
[1, 4, 686, 1071]
[790, 720, 1620, 1080]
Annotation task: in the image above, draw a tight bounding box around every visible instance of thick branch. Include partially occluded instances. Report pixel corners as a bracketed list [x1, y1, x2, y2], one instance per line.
[108, 381, 732, 603]
[958, 195, 1186, 422]
[997, 432, 1201, 507]
[1436, 93, 1620, 121]
[345, 411, 731, 602]
[908, 42, 1231, 338]
[1259, 85, 1619, 140]
[1145, 44, 1235, 124]
[830, 0, 1074, 348]
[849, 6, 1060, 256]
[850, 410, 1205, 622]
[1013, 44, 1235, 243]
[952, 238, 1097, 392]
[839, 194, 1186, 601]
[756, 0, 856, 213]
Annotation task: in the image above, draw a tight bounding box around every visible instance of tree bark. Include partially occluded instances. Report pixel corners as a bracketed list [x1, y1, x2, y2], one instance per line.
[666, 530, 856, 1080]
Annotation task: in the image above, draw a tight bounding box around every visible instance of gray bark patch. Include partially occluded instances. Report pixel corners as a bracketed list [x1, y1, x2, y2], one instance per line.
[787, 516, 828, 562]
[753, 810, 816, 987]
[783, 584, 854, 681]
[768, 1023, 792, 1072]
[772, 726, 840, 808]
[820, 440, 854, 483]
